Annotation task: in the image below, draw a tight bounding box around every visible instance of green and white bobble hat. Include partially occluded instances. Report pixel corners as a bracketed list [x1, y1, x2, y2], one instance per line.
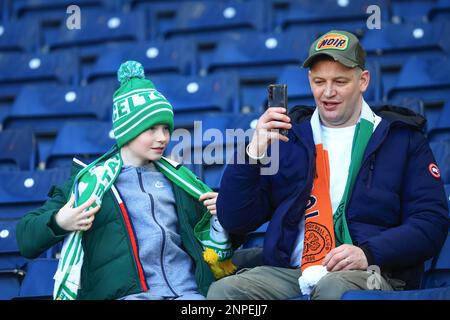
[112, 60, 174, 148]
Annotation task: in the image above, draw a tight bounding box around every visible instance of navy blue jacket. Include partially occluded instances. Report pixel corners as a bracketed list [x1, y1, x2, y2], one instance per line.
[217, 106, 449, 290]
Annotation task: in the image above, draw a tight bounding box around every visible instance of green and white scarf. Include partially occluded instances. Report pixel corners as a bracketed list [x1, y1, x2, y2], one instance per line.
[331, 101, 378, 246]
[299, 100, 379, 294]
[53, 148, 234, 300]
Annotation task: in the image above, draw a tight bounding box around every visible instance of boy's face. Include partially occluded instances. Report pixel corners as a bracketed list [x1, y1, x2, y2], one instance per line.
[308, 58, 370, 128]
[127, 124, 170, 161]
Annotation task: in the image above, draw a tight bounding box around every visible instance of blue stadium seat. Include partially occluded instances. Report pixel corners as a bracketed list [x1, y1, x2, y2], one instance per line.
[3, 82, 114, 164]
[46, 121, 114, 169]
[126, 1, 182, 40]
[362, 21, 449, 70]
[0, 273, 22, 300]
[201, 30, 310, 79]
[370, 98, 426, 131]
[198, 113, 258, 189]
[156, 0, 266, 39]
[83, 39, 196, 83]
[192, 112, 258, 150]
[44, 9, 145, 51]
[0, 168, 70, 265]
[151, 72, 241, 114]
[0, 128, 37, 171]
[3, 82, 115, 128]
[17, 258, 58, 299]
[0, 85, 23, 126]
[0, 51, 78, 86]
[201, 165, 225, 191]
[200, 30, 312, 113]
[275, 66, 313, 107]
[428, 0, 450, 24]
[390, 1, 434, 23]
[167, 112, 259, 186]
[242, 222, 268, 249]
[386, 56, 450, 106]
[390, 97, 425, 117]
[0, 19, 39, 53]
[421, 226, 450, 289]
[0, 219, 27, 300]
[172, 109, 256, 146]
[0, 219, 27, 270]
[427, 100, 450, 143]
[0, 168, 71, 219]
[430, 141, 450, 184]
[270, 0, 388, 31]
[362, 21, 449, 95]
[12, 0, 114, 19]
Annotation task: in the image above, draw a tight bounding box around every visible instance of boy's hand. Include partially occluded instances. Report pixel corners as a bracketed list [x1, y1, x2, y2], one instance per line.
[199, 192, 219, 215]
[55, 194, 101, 232]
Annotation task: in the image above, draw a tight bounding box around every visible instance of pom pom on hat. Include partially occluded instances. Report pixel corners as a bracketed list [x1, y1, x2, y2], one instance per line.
[117, 60, 145, 84]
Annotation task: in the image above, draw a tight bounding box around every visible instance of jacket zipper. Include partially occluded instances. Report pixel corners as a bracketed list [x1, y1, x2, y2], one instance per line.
[112, 186, 149, 292]
[137, 170, 179, 297]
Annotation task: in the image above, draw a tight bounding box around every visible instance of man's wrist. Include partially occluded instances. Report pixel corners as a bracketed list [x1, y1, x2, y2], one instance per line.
[358, 245, 375, 266]
[246, 142, 266, 160]
[246, 143, 266, 160]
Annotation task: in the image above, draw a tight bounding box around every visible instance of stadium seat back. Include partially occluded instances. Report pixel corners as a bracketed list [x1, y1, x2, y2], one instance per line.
[159, 0, 265, 39]
[18, 258, 58, 299]
[46, 121, 114, 169]
[84, 40, 196, 83]
[0, 51, 77, 86]
[44, 10, 145, 51]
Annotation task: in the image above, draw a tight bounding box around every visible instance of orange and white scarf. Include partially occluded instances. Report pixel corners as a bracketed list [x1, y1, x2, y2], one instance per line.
[299, 101, 378, 294]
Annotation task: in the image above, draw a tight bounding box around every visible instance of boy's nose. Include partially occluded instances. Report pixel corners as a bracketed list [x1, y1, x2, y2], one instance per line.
[156, 129, 168, 142]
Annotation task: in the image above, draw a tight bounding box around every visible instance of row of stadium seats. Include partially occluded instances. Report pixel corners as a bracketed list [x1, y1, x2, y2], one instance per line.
[1, 181, 449, 299]
[2, 0, 450, 47]
[1, 21, 449, 77]
[1, 98, 450, 173]
[1, 54, 450, 125]
[0, 166, 69, 299]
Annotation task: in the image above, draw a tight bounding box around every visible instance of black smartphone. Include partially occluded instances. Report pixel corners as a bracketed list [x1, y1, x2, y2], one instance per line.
[268, 84, 289, 136]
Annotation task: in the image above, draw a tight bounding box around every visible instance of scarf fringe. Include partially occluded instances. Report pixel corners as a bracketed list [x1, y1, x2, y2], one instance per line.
[203, 248, 237, 279]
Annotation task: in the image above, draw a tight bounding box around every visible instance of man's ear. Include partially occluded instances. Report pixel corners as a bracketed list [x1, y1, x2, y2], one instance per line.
[360, 69, 370, 93]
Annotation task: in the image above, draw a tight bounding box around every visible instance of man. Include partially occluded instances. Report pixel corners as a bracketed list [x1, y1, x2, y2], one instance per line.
[207, 30, 449, 300]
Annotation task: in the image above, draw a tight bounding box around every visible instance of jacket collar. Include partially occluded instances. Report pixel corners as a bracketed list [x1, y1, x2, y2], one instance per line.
[290, 113, 388, 168]
[289, 104, 424, 162]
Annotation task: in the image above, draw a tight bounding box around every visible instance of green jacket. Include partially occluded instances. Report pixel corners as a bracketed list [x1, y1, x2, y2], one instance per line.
[16, 160, 216, 300]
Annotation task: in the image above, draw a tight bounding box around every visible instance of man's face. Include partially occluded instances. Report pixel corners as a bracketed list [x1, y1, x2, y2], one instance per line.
[308, 58, 370, 128]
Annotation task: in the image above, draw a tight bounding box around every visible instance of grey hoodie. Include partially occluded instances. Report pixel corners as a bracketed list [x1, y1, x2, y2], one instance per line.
[115, 162, 203, 300]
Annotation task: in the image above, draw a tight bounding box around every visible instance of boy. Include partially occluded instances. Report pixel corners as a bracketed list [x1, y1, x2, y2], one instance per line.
[16, 61, 235, 300]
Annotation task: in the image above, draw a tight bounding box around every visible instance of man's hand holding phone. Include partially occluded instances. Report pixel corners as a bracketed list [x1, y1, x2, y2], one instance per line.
[248, 107, 291, 159]
[248, 84, 291, 158]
